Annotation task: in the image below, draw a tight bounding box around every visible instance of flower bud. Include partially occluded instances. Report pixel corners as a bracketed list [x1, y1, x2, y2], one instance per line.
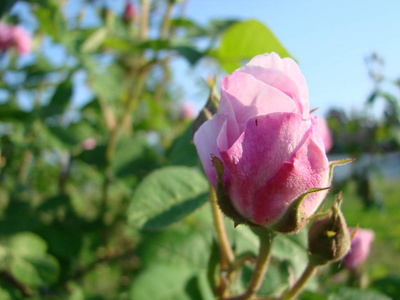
[123, 1, 136, 23]
[344, 227, 374, 269]
[308, 194, 351, 265]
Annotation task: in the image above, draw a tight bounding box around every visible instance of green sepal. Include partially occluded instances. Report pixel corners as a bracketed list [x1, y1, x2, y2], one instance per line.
[329, 158, 355, 183]
[307, 193, 351, 265]
[191, 76, 220, 138]
[271, 186, 331, 234]
[211, 155, 249, 227]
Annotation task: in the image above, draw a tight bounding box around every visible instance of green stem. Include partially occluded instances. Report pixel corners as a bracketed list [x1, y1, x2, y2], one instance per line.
[281, 262, 318, 300]
[160, 1, 173, 39]
[139, 0, 150, 41]
[227, 228, 274, 300]
[210, 186, 234, 266]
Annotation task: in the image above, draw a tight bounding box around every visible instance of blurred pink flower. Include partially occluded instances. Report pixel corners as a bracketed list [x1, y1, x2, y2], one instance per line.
[344, 228, 374, 269]
[181, 101, 195, 120]
[316, 116, 333, 153]
[82, 138, 97, 150]
[0, 22, 31, 55]
[12, 25, 32, 55]
[123, 1, 136, 22]
[194, 52, 330, 231]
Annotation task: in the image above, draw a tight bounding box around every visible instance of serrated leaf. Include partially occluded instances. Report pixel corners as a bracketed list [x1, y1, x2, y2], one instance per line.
[217, 19, 292, 72]
[173, 46, 203, 65]
[128, 166, 209, 229]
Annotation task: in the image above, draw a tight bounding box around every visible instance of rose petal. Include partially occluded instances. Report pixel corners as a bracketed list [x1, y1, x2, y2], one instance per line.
[193, 113, 229, 187]
[220, 113, 313, 219]
[244, 52, 309, 117]
[252, 121, 329, 224]
[220, 72, 298, 134]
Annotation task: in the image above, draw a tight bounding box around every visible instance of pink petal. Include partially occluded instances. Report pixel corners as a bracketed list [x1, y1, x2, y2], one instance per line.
[220, 113, 313, 220]
[220, 72, 298, 134]
[193, 113, 229, 187]
[243, 52, 309, 117]
[252, 121, 329, 224]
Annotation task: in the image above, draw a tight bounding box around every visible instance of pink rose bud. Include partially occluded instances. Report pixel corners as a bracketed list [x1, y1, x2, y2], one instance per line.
[0, 23, 14, 52]
[181, 101, 195, 120]
[82, 138, 97, 150]
[316, 116, 333, 153]
[123, 1, 136, 22]
[12, 25, 32, 55]
[344, 228, 374, 269]
[0, 22, 31, 55]
[194, 53, 330, 233]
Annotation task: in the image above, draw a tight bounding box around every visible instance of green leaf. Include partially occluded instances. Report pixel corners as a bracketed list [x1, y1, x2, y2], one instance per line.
[371, 274, 400, 300]
[129, 264, 195, 300]
[113, 134, 160, 178]
[5, 233, 60, 288]
[328, 287, 392, 300]
[6, 232, 47, 257]
[41, 75, 73, 117]
[128, 166, 209, 229]
[173, 46, 203, 65]
[167, 123, 199, 166]
[10, 255, 59, 287]
[137, 225, 211, 269]
[80, 27, 108, 53]
[217, 19, 292, 72]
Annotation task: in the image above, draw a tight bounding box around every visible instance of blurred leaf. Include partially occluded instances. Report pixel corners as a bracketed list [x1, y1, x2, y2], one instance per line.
[328, 287, 392, 300]
[129, 264, 195, 300]
[371, 274, 400, 300]
[217, 19, 292, 72]
[47, 121, 97, 148]
[5, 233, 59, 288]
[6, 232, 47, 257]
[136, 225, 211, 269]
[167, 123, 199, 166]
[81, 28, 108, 53]
[173, 46, 203, 65]
[78, 145, 107, 169]
[0, 0, 17, 18]
[41, 74, 73, 117]
[128, 166, 209, 229]
[34, 0, 66, 42]
[113, 134, 160, 178]
[10, 255, 59, 287]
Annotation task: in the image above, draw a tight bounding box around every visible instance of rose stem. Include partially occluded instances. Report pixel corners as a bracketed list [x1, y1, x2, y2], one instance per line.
[210, 186, 234, 265]
[227, 228, 274, 300]
[280, 261, 319, 300]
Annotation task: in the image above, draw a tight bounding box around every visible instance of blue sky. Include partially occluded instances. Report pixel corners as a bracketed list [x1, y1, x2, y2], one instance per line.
[182, 0, 400, 116]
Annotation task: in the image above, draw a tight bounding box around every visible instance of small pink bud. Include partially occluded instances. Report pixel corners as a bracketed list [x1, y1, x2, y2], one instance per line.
[82, 138, 97, 150]
[123, 1, 136, 22]
[181, 101, 195, 120]
[0, 22, 31, 55]
[344, 228, 374, 269]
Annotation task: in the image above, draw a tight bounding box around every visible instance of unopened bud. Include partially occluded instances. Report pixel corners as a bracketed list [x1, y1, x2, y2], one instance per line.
[308, 193, 351, 265]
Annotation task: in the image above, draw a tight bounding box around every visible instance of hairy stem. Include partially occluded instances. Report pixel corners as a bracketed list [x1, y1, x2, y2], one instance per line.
[226, 228, 274, 300]
[280, 262, 318, 300]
